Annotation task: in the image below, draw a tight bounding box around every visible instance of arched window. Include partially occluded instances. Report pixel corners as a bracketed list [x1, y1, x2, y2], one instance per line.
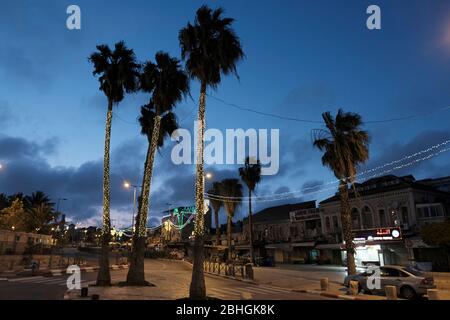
[351, 208, 361, 230]
[362, 206, 373, 229]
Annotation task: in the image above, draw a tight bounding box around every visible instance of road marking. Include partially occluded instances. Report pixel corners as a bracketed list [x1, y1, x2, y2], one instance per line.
[208, 288, 240, 299]
[258, 284, 292, 293]
[9, 276, 44, 282]
[242, 286, 280, 294]
[0, 278, 7, 281]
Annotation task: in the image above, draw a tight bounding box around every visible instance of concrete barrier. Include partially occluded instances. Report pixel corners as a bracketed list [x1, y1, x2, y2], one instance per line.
[320, 278, 329, 291]
[349, 280, 359, 296]
[385, 286, 397, 300]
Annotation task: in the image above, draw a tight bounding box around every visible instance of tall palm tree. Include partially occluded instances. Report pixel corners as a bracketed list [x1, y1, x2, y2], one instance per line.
[126, 52, 189, 285]
[179, 5, 244, 299]
[89, 41, 140, 286]
[207, 182, 223, 246]
[312, 109, 369, 275]
[219, 179, 243, 262]
[239, 157, 261, 264]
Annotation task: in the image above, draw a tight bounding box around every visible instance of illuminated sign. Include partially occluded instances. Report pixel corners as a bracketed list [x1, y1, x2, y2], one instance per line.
[289, 208, 323, 222]
[353, 227, 402, 244]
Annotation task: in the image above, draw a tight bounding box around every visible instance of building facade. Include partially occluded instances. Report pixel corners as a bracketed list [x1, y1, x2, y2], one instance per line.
[318, 175, 450, 270]
[0, 229, 55, 255]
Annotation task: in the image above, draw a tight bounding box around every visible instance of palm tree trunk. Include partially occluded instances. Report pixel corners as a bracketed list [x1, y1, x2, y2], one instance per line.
[248, 189, 254, 265]
[214, 209, 221, 246]
[227, 215, 232, 262]
[97, 101, 113, 286]
[189, 81, 207, 299]
[339, 181, 356, 275]
[126, 115, 161, 286]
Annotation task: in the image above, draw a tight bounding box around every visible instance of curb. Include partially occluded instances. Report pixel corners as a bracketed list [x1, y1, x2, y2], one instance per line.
[291, 289, 386, 300]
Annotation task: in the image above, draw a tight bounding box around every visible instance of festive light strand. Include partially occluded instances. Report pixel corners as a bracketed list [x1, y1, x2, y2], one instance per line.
[205, 146, 450, 203]
[205, 139, 450, 201]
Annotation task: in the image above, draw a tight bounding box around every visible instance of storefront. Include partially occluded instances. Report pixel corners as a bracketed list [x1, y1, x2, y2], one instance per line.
[352, 227, 407, 267]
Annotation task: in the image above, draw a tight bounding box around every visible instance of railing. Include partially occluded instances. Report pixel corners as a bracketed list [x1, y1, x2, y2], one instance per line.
[203, 260, 254, 280]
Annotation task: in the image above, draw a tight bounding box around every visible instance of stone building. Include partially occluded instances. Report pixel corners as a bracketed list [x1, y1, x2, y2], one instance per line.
[318, 175, 450, 270]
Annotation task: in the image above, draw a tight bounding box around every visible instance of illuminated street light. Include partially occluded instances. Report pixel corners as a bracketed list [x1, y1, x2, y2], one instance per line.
[11, 226, 15, 231]
[0, 163, 3, 170]
[123, 180, 141, 235]
[205, 172, 212, 179]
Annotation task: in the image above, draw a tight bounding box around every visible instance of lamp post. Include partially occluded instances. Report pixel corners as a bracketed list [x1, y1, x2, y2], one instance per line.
[124, 181, 140, 235]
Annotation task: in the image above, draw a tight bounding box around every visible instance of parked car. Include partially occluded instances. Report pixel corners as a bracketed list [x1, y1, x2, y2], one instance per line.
[344, 265, 435, 299]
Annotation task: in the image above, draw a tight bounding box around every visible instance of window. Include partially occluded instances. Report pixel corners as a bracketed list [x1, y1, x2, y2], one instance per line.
[351, 208, 361, 230]
[401, 207, 409, 225]
[362, 206, 373, 229]
[378, 209, 387, 227]
[325, 217, 331, 232]
[380, 267, 401, 277]
[332, 216, 339, 230]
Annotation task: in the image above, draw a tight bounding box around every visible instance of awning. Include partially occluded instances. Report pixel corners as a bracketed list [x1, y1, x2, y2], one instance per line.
[291, 241, 315, 247]
[315, 243, 343, 250]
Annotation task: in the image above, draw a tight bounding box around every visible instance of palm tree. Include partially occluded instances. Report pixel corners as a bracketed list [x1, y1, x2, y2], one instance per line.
[179, 5, 244, 300]
[219, 179, 243, 262]
[239, 157, 261, 264]
[312, 109, 369, 275]
[207, 182, 223, 246]
[126, 52, 189, 285]
[24, 191, 56, 233]
[89, 41, 140, 286]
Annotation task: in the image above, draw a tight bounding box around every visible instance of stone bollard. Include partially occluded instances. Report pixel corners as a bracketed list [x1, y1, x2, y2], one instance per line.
[349, 280, 359, 296]
[427, 289, 440, 300]
[245, 263, 254, 280]
[385, 286, 397, 300]
[320, 278, 329, 291]
[241, 292, 253, 300]
[80, 287, 89, 298]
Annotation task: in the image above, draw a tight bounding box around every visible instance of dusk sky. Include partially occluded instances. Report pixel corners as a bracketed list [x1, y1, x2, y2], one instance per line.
[1, 0, 450, 228]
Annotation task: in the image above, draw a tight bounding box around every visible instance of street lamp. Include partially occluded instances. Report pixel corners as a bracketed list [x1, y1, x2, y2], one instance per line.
[205, 172, 213, 180]
[0, 163, 3, 170]
[123, 181, 140, 234]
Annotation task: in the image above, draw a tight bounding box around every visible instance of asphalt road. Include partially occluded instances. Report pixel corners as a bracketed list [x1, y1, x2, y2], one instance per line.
[0, 259, 330, 300]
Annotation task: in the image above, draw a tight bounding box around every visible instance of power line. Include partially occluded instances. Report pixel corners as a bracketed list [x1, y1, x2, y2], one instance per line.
[208, 94, 450, 125]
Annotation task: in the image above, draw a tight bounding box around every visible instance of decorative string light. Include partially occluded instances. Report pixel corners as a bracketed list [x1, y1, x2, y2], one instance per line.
[205, 139, 450, 201]
[205, 146, 450, 203]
